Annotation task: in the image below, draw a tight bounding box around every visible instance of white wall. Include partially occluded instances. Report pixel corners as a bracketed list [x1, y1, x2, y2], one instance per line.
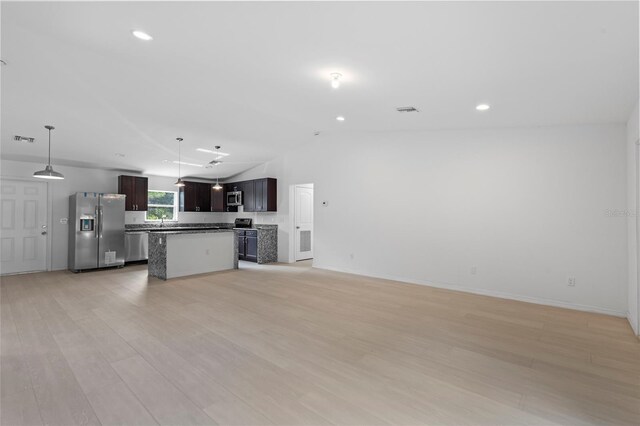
[0, 159, 223, 270]
[232, 124, 629, 316]
[627, 101, 640, 334]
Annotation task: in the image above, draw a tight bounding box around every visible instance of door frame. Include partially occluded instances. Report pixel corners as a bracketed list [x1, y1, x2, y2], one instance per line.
[0, 176, 52, 273]
[635, 139, 640, 336]
[289, 183, 314, 263]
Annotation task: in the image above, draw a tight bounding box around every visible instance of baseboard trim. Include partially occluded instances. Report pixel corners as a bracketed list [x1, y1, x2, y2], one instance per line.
[626, 311, 640, 336]
[313, 264, 627, 318]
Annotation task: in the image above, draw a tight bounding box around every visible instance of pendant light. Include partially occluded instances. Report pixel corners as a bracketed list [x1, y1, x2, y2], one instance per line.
[212, 145, 222, 190]
[33, 125, 64, 180]
[174, 137, 185, 187]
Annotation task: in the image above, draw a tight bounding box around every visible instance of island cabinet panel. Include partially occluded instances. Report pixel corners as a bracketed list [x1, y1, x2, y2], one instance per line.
[211, 186, 224, 212]
[180, 182, 211, 212]
[118, 175, 148, 211]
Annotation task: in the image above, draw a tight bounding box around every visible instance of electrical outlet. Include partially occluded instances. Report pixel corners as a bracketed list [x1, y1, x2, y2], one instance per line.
[567, 276, 576, 287]
[470, 266, 477, 275]
[205, 249, 210, 255]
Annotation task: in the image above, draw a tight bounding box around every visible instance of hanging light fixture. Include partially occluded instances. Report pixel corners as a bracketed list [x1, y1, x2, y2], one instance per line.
[212, 145, 223, 190]
[33, 125, 64, 180]
[174, 137, 185, 187]
[213, 178, 222, 191]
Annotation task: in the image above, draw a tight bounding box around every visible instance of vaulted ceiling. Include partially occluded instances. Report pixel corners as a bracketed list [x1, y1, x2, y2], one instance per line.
[2, 1, 637, 178]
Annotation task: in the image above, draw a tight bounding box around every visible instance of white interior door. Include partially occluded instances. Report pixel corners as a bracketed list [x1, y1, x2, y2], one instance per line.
[295, 185, 313, 261]
[0, 180, 48, 274]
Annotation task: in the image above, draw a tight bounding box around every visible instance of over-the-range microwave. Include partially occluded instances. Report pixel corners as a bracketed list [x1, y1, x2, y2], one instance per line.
[226, 191, 243, 206]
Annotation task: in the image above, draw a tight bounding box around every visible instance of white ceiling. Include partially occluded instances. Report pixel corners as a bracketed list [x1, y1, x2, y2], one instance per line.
[1, 1, 638, 179]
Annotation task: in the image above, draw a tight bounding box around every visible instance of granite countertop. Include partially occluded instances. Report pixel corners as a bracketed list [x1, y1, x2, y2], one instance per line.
[127, 223, 277, 233]
[126, 223, 232, 233]
[233, 225, 278, 231]
[148, 228, 236, 235]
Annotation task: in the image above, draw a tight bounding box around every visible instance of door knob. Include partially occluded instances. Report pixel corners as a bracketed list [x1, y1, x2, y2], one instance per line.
[41, 231, 47, 235]
[296, 226, 300, 229]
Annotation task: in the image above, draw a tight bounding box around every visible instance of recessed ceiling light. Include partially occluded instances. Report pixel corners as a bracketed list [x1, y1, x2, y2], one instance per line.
[132, 30, 153, 41]
[476, 103, 491, 111]
[330, 73, 342, 89]
[115, 153, 125, 157]
[336, 116, 345, 121]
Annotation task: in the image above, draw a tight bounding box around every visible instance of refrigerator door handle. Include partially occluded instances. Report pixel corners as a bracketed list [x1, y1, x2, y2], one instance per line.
[98, 205, 104, 238]
[95, 206, 99, 238]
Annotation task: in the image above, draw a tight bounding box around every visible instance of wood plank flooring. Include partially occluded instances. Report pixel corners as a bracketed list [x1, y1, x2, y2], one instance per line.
[1, 261, 639, 425]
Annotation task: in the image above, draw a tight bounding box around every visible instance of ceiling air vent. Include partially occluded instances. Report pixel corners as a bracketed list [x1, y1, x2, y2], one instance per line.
[14, 135, 35, 143]
[396, 106, 419, 113]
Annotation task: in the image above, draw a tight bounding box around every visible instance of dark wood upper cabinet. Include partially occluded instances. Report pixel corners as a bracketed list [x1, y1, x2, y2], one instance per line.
[216, 178, 277, 213]
[198, 182, 211, 211]
[211, 186, 224, 212]
[242, 180, 255, 212]
[251, 178, 277, 212]
[118, 175, 148, 211]
[180, 181, 211, 212]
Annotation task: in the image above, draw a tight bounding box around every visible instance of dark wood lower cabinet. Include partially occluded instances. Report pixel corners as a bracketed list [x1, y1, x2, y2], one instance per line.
[238, 233, 246, 260]
[245, 233, 258, 262]
[237, 230, 258, 262]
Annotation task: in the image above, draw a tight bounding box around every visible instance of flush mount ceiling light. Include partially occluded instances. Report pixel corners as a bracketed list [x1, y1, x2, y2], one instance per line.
[330, 72, 342, 89]
[173, 161, 203, 168]
[33, 125, 64, 180]
[336, 116, 345, 121]
[174, 137, 185, 187]
[396, 106, 420, 113]
[476, 103, 491, 111]
[212, 146, 223, 190]
[132, 30, 153, 41]
[196, 147, 230, 160]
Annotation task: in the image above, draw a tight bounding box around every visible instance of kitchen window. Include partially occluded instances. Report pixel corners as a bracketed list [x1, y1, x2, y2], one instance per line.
[145, 190, 178, 221]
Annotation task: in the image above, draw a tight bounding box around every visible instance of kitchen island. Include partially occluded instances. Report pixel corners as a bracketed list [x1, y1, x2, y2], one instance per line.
[148, 228, 238, 280]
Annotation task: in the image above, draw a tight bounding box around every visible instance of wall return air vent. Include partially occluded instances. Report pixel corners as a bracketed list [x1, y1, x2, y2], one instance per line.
[396, 106, 419, 113]
[14, 135, 35, 143]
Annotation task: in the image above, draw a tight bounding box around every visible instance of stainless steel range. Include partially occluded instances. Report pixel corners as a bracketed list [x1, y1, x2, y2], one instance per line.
[234, 218, 253, 228]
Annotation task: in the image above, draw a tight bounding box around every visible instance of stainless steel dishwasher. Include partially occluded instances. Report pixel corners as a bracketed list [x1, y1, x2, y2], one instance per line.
[125, 231, 148, 262]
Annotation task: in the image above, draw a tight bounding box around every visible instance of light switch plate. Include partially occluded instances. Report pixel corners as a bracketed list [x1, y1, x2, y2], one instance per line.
[60, 218, 68, 224]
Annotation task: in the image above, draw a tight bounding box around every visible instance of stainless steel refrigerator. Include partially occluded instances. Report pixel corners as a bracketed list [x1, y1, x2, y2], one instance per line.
[68, 193, 125, 272]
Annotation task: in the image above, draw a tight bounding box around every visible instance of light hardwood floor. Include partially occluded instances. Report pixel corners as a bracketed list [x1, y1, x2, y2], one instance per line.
[1, 261, 639, 426]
